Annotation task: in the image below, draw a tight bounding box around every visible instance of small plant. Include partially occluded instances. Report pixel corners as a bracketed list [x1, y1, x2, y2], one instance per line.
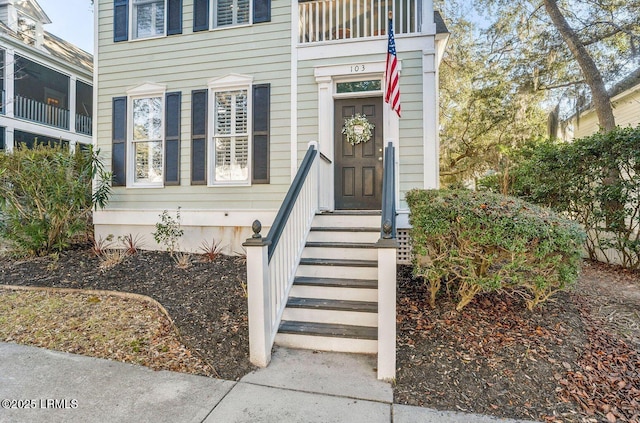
[234, 247, 247, 265]
[199, 238, 224, 262]
[92, 234, 115, 257]
[174, 251, 192, 269]
[152, 208, 184, 258]
[118, 234, 144, 255]
[98, 249, 130, 272]
[46, 252, 59, 271]
[239, 277, 248, 298]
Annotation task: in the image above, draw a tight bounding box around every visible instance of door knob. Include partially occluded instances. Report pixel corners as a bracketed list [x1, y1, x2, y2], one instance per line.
[378, 157, 383, 161]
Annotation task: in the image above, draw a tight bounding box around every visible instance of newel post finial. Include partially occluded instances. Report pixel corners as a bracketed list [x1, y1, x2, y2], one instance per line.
[251, 220, 262, 238]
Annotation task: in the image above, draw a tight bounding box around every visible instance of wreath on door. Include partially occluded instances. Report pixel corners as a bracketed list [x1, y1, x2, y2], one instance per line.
[342, 113, 374, 146]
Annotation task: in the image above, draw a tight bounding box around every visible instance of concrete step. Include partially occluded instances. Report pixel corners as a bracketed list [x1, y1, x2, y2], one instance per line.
[301, 242, 378, 261]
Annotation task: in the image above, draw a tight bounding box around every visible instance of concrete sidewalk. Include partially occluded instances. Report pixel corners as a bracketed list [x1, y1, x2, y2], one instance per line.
[0, 343, 539, 423]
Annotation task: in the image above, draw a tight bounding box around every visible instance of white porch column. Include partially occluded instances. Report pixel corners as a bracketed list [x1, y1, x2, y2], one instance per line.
[5, 48, 14, 118]
[69, 76, 77, 133]
[376, 238, 397, 380]
[315, 75, 334, 210]
[422, 47, 439, 189]
[243, 223, 273, 367]
[5, 48, 14, 152]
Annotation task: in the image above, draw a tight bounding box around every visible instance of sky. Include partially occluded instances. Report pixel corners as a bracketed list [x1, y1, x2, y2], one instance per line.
[37, 0, 94, 54]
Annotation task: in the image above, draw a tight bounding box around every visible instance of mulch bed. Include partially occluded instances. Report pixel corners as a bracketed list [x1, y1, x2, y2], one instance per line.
[0, 247, 253, 381]
[396, 262, 640, 423]
[1, 248, 639, 422]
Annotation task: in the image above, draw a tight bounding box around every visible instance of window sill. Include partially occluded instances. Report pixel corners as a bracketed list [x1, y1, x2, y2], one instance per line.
[126, 182, 165, 189]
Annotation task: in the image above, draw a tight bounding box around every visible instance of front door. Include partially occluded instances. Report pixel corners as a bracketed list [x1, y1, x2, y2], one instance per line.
[334, 97, 384, 210]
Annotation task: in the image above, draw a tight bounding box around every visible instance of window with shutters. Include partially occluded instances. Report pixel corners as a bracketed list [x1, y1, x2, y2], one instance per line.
[207, 75, 253, 185]
[210, 89, 249, 183]
[213, 0, 250, 28]
[132, 0, 166, 39]
[130, 95, 164, 185]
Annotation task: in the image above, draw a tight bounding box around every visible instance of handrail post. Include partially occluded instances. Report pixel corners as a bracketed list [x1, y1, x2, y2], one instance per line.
[376, 236, 397, 380]
[243, 220, 272, 367]
[377, 140, 397, 381]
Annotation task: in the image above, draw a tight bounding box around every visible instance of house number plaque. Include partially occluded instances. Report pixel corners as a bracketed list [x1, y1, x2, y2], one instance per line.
[350, 64, 366, 73]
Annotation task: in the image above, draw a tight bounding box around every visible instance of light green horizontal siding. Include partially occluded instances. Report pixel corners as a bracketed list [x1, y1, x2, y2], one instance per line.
[97, 0, 292, 211]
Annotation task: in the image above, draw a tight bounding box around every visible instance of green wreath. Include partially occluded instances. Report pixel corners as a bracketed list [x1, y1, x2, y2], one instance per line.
[342, 113, 374, 145]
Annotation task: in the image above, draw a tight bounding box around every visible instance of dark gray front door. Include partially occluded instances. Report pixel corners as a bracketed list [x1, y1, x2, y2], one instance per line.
[334, 97, 384, 210]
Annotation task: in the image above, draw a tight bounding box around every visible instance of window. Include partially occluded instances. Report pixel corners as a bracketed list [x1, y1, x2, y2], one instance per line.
[192, 0, 270, 32]
[133, 0, 165, 39]
[112, 86, 181, 187]
[211, 89, 249, 183]
[214, 0, 249, 28]
[131, 96, 164, 184]
[191, 77, 269, 186]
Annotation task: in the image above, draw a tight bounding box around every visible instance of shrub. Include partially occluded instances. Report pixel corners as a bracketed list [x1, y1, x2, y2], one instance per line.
[479, 126, 640, 269]
[0, 145, 111, 256]
[406, 189, 585, 311]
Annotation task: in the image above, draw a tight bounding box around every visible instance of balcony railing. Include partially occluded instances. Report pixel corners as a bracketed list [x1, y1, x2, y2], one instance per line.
[298, 0, 422, 43]
[14, 94, 69, 130]
[76, 114, 92, 136]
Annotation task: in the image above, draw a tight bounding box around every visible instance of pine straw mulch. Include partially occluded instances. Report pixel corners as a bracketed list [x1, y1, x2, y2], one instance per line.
[1, 247, 639, 422]
[395, 261, 640, 423]
[0, 287, 214, 376]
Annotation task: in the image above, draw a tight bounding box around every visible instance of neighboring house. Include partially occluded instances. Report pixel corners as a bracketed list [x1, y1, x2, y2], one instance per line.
[0, 0, 93, 152]
[560, 67, 640, 140]
[94, 0, 448, 379]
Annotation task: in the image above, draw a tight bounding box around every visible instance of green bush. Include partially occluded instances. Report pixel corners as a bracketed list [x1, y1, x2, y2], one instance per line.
[0, 145, 111, 256]
[481, 126, 640, 269]
[406, 189, 585, 311]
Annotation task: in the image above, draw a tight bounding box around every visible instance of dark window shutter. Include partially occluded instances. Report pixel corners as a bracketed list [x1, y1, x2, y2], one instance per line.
[253, 0, 271, 23]
[167, 0, 183, 35]
[191, 89, 208, 185]
[112, 97, 127, 186]
[165, 92, 181, 185]
[252, 84, 270, 184]
[193, 0, 209, 32]
[114, 0, 129, 42]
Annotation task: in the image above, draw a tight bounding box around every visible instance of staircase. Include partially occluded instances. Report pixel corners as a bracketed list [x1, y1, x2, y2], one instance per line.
[274, 211, 381, 353]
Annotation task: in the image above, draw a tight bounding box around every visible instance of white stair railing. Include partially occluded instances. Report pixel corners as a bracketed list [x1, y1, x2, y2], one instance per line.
[244, 142, 319, 366]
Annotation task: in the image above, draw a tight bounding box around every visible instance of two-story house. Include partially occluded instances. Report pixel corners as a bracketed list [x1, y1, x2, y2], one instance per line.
[94, 0, 448, 378]
[0, 0, 93, 152]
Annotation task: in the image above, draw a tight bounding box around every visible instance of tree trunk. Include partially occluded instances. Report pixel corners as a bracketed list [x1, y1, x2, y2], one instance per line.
[543, 0, 616, 131]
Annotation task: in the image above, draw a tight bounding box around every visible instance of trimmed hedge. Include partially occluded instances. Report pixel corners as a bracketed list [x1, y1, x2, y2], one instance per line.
[406, 189, 585, 311]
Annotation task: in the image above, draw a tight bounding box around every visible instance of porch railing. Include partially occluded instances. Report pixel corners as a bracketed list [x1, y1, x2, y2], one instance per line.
[76, 114, 92, 135]
[14, 94, 70, 130]
[244, 142, 319, 366]
[298, 0, 422, 43]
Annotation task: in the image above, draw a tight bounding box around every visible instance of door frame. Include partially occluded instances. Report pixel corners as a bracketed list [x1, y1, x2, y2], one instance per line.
[314, 61, 400, 211]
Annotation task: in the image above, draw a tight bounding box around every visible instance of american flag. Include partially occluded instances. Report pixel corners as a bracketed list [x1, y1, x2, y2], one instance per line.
[385, 14, 401, 117]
